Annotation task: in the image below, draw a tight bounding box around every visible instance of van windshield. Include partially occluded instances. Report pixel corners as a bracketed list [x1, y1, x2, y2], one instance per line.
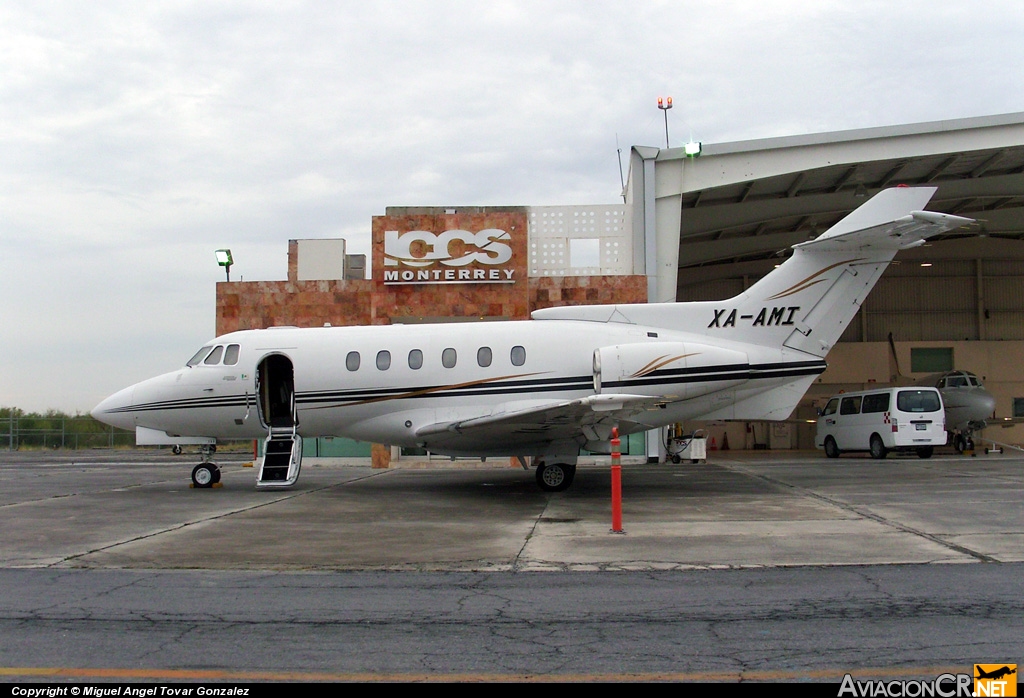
[897, 390, 941, 413]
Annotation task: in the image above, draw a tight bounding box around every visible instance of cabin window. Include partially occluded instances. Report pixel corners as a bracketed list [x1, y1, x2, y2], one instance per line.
[511, 345, 526, 366]
[187, 346, 213, 367]
[477, 347, 492, 368]
[376, 350, 391, 371]
[346, 351, 360, 371]
[204, 346, 224, 365]
[861, 393, 890, 414]
[223, 344, 240, 366]
[408, 349, 423, 370]
[442, 348, 457, 368]
[840, 396, 861, 415]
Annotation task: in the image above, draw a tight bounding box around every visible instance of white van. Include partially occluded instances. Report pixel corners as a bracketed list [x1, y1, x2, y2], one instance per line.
[815, 388, 946, 459]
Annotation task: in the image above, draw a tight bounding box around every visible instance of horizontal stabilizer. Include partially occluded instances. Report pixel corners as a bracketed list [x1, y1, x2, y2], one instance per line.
[796, 187, 973, 251]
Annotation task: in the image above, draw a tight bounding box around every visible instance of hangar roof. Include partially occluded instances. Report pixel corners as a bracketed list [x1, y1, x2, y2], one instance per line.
[642, 112, 1024, 272]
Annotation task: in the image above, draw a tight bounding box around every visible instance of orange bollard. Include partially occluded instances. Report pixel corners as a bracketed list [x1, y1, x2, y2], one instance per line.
[611, 427, 624, 533]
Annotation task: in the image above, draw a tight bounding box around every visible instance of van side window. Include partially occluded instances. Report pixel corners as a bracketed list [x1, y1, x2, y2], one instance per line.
[204, 346, 224, 365]
[821, 399, 838, 416]
[408, 349, 423, 370]
[346, 351, 360, 371]
[840, 396, 862, 415]
[861, 393, 890, 414]
[376, 350, 391, 371]
[477, 347, 492, 368]
[511, 345, 526, 366]
[442, 348, 457, 369]
[897, 390, 941, 413]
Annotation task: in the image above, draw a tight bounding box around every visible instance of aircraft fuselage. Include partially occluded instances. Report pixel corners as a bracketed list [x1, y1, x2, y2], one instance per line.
[94, 319, 823, 456]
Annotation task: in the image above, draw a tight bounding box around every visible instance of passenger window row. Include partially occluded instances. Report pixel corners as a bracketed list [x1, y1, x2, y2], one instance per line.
[345, 346, 526, 371]
[187, 344, 241, 367]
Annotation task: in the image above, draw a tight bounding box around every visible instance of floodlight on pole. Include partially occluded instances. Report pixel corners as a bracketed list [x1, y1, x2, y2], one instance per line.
[215, 249, 233, 282]
[657, 96, 673, 148]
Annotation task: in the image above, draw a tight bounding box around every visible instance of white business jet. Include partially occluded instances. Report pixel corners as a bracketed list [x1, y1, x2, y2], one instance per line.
[93, 187, 972, 491]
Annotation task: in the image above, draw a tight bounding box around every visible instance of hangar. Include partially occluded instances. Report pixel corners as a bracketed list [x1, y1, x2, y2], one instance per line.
[625, 112, 1024, 450]
[217, 112, 1024, 458]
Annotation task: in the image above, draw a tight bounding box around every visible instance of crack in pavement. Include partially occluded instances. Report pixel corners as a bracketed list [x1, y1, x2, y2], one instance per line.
[50, 470, 393, 568]
[717, 461, 1000, 563]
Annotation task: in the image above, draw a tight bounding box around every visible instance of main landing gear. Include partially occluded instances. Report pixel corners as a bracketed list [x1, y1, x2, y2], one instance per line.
[534, 458, 577, 492]
[191, 445, 221, 488]
[953, 433, 975, 454]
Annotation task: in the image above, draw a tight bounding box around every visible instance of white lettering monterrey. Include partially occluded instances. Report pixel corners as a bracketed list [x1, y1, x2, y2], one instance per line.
[382, 229, 515, 284]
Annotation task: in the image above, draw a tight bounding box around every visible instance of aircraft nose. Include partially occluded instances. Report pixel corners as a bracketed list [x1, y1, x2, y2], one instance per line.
[979, 389, 997, 416]
[91, 385, 137, 431]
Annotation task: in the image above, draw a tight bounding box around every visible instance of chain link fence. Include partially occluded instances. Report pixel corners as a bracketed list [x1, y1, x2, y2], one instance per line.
[2, 414, 135, 450]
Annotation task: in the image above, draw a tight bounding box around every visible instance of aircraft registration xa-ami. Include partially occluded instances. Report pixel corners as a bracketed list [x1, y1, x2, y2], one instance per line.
[93, 187, 973, 491]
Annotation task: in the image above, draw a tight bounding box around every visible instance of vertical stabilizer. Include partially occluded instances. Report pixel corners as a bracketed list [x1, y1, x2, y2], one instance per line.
[533, 187, 974, 358]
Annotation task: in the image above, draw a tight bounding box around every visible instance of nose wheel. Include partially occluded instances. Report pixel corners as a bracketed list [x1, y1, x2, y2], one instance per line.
[191, 444, 221, 488]
[191, 463, 221, 488]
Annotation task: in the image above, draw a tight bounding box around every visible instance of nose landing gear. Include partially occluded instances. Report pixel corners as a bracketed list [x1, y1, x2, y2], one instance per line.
[191, 445, 221, 488]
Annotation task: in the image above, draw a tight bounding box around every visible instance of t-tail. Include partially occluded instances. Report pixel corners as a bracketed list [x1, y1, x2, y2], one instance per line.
[534, 186, 974, 358]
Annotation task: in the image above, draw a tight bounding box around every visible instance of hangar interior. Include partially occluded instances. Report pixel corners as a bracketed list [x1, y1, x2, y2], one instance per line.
[628, 113, 1024, 450]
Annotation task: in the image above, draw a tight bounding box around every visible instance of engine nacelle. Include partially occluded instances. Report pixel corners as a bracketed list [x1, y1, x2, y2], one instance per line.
[594, 341, 749, 399]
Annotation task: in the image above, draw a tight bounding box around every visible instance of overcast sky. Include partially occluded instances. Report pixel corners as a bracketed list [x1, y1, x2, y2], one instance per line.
[3, 0, 1023, 414]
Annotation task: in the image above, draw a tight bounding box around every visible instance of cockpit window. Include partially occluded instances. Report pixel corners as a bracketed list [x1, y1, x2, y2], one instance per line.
[187, 346, 213, 367]
[224, 344, 240, 366]
[204, 345, 225, 365]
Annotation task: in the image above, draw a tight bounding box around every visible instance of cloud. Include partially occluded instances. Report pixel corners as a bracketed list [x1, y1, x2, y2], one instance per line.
[1, 0, 1023, 411]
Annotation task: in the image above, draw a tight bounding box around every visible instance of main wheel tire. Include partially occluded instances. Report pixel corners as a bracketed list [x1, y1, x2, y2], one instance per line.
[536, 462, 576, 492]
[191, 464, 216, 488]
[916, 446, 934, 459]
[953, 434, 966, 454]
[824, 436, 840, 459]
[869, 434, 888, 460]
[966, 437, 975, 452]
[171, 445, 182, 455]
[210, 464, 222, 484]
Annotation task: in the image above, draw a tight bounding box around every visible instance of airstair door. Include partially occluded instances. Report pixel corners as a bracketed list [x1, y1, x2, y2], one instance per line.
[255, 354, 302, 488]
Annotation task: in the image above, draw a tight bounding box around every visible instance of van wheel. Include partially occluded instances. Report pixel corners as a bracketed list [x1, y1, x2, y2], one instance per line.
[824, 437, 840, 459]
[916, 447, 933, 459]
[869, 435, 888, 460]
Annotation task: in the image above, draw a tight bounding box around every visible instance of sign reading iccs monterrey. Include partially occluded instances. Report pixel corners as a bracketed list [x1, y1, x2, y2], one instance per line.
[383, 229, 515, 285]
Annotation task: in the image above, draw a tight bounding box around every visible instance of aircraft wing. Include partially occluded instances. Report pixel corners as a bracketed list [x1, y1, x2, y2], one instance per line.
[414, 394, 666, 454]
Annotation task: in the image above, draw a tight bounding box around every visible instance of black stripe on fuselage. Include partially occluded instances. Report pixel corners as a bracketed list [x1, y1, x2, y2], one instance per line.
[101, 395, 249, 415]
[104, 360, 826, 415]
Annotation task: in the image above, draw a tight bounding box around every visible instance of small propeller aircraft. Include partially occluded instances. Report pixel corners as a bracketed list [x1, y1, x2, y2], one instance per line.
[93, 187, 973, 491]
